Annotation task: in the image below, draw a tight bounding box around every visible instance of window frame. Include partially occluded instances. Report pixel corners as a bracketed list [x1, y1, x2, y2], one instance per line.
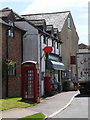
[8, 21, 14, 38]
[43, 36, 46, 44]
[52, 40, 54, 47]
[68, 17, 71, 29]
[57, 42, 59, 49]
[8, 63, 16, 76]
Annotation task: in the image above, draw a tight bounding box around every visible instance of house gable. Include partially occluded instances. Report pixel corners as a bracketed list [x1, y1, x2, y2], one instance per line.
[0, 8, 15, 22]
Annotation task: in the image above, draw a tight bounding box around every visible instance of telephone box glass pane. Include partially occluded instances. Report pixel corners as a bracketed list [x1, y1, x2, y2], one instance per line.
[24, 70, 34, 98]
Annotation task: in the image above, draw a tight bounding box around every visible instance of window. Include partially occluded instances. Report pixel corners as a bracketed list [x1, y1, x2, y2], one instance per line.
[8, 63, 16, 76]
[57, 42, 59, 49]
[43, 36, 46, 44]
[55, 70, 58, 82]
[46, 38, 48, 46]
[8, 21, 14, 37]
[68, 17, 71, 28]
[48, 54, 60, 61]
[8, 21, 14, 26]
[8, 28, 14, 37]
[52, 40, 55, 47]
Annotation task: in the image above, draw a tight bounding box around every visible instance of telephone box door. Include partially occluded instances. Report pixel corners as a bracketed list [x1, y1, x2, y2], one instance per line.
[22, 61, 40, 103]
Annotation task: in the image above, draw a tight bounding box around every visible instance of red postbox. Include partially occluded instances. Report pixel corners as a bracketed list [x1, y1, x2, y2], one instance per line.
[44, 76, 52, 95]
[21, 61, 40, 103]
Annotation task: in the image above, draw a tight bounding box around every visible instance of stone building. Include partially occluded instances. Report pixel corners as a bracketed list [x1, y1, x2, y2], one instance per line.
[22, 11, 79, 79]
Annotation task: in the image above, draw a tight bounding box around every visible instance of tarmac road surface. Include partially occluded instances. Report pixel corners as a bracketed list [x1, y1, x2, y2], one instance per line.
[52, 93, 90, 119]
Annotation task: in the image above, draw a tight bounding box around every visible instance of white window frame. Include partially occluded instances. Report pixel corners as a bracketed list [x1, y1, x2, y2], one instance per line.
[8, 63, 16, 76]
[8, 21, 14, 37]
[68, 17, 71, 28]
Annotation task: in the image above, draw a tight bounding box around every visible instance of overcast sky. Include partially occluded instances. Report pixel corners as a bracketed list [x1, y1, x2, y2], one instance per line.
[0, 0, 89, 45]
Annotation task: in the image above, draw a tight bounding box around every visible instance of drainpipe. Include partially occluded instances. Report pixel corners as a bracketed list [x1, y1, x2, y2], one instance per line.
[6, 28, 9, 97]
[39, 35, 42, 97]
[0, 24, 2, 99]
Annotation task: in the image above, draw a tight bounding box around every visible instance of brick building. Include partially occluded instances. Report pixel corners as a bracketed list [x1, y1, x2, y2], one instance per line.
[1, 8, 79, 98]
[1, 8, 25, 97]
[1, 8, 64, 98]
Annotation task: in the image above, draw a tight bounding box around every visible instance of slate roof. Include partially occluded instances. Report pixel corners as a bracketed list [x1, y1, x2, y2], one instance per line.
[0, 18, 10, 26]
[46, 25, 53, 31]
[0, 17, 26, 32]
[14, 24, 26, 32]
[0, 7, 23, 20]
[0, 8, 12, 18]
[0, 10, 10, 18]
[78, 43, 90, 49]
[53, 28, 58, 34]
[22, 11, 70, 32]
[29, 19, 46, 26]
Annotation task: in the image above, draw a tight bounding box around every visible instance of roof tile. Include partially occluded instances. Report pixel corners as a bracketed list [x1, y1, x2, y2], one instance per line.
[22, 11, 70, 32]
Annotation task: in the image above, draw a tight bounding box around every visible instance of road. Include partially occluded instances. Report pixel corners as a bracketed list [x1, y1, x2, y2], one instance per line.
[52, 94, 90, 119]
[2, 91, 79, 119]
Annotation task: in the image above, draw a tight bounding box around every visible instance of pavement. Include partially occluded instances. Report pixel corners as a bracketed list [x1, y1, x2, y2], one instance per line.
[0, 91, 79, 120]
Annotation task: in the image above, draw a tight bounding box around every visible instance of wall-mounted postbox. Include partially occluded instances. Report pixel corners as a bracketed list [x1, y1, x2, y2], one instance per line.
[21, 61, 40, 103]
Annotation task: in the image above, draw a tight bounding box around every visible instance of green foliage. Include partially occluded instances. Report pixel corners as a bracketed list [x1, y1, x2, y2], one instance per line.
[2, 59, 16, 77]
[18, 113, 45, 120]
[45, 69, 52, 77]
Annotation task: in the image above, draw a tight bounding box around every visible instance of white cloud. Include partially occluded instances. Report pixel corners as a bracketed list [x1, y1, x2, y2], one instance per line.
[21, 0, 89, 14]
[0, 0, 89, 45]
[20, 0, 89, 45]
[0, 0, 32, 2]
[77, 24, 88, 45]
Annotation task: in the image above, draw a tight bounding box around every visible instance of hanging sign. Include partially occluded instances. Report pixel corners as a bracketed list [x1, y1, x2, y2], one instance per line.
[43, 46, 53, 53]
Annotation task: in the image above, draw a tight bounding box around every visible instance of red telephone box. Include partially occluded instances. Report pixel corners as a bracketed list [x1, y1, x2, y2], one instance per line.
[21, 61, 40, 103]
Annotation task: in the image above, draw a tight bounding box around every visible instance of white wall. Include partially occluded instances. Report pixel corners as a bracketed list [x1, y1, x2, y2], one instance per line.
[48, 38, 52, 46]
[41, 35, 46, 72]
[15, 21, 39, 62]
[79, 49, 89, 53]
[16, 21, 47, 96]
[15, 21, 38, 34]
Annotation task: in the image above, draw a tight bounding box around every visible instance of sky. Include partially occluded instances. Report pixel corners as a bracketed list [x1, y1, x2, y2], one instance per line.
[0, 0, 89, 45]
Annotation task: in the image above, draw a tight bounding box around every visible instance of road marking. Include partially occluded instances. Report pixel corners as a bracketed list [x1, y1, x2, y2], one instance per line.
[49, 91, 79, 118]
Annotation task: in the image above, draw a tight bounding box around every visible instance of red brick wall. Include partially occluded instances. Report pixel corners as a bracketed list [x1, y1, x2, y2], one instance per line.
[2, 25, 8, 98]
[8, 28, 23, 97]
[2, 25, 7, 59]
[2, 25, 23, 97]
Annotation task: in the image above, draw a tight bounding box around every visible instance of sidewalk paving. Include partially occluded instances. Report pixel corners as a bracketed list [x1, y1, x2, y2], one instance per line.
[1, 91, 79, 119]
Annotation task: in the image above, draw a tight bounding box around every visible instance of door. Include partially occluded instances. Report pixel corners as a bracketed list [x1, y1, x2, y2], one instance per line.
[22, 67, 35, 99]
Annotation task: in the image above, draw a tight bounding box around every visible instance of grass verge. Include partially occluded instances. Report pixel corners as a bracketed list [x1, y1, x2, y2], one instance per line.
[17, 113, 46, 120]
[0, 97, 37, 111]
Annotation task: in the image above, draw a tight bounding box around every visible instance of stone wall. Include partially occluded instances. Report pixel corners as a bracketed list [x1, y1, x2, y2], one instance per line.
[60, 13, 79, 77]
